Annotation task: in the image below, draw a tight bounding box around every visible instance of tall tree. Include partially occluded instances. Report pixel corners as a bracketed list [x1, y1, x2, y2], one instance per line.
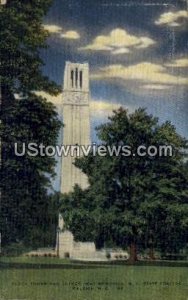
[0, 1, 62, 247]
[60, 108, 188, 262]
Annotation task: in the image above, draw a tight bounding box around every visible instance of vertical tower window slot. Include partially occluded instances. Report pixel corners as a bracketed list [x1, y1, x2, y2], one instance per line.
[80, 71, 83, 89]
[71, 70, 74, 88]
[75, 68, 78, 88]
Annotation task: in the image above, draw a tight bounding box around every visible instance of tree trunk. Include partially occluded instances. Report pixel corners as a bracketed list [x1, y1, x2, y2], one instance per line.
[128, 242, 138, 263]
[149, 246, 155, 260]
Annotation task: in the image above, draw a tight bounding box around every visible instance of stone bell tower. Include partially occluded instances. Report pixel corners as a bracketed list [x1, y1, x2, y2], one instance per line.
[60, 62, 90, 195]
[56, 63, 107, 259]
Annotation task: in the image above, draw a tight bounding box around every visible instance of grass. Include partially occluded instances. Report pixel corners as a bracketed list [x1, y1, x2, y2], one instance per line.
[0, 257, 187, 300]
[0, 256, 69, 265]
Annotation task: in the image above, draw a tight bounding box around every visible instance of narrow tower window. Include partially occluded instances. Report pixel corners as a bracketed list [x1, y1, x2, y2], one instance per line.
[75, 68, 78, 88]
[80, 71, 83, 89]
[71, 70, 74, 88]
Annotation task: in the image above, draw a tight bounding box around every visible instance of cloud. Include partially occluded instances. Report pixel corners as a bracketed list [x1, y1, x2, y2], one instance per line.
[155, 10, 188, 27]
[90, 100, 121, 116]
[35, 91, 62, 104]
[90, 100, 137, 119]
[142, 84, 172, 90]
[111, 48, 130, 55]
[79, 28, 155, 54]
[165, 58, 188, 67]
[135, 37, 156, 49]
[43, 24, 63, 34]
[43, 24, 80, 40]
[91, 62, 188, 87]
[60, 31, 80, 40]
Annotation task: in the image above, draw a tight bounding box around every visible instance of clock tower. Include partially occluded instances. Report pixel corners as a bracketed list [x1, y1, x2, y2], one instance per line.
[60, 62, 90, 194]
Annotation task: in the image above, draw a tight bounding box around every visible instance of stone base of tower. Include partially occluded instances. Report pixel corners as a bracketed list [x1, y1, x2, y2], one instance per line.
[56, 230, 108, 261]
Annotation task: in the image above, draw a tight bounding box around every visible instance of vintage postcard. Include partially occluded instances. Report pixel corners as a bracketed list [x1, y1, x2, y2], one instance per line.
[0, 0, 187, 300]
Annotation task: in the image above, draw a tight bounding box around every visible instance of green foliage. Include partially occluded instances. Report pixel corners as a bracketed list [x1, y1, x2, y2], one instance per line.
[1, 242, 32, 257]
[60, 108, 188, 257]
[0, 1, 62, 247]
[0, 93, 61, 246]
[0, 0, 59, 94]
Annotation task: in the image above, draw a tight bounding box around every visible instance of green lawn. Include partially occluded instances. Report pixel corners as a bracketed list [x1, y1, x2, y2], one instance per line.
[0, 256, 70, 265]
[0, 257, 187, 300]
